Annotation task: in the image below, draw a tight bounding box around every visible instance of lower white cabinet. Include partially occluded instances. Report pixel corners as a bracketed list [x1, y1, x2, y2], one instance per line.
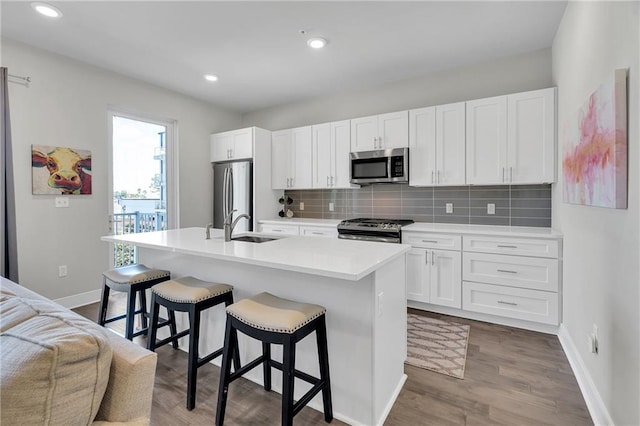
[299, 226, 338, 237]
[259, 224, 299, 235]
[462, 281, 559, 325]
[405, 232, 462, 309]
[406, 228, 562, 330]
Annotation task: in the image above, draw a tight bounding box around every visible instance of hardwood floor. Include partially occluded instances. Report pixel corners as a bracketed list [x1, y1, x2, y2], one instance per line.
[74, 297, 592, 425]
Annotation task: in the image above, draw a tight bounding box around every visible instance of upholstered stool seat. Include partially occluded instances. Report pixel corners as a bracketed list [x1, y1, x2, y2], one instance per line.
[98, 264, 172, 341]
[216, 292, 332, 426]
[147, 276, 240, 411]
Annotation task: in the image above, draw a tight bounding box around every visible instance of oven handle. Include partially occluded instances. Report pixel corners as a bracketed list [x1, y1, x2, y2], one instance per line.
[338, 234, 400, 244]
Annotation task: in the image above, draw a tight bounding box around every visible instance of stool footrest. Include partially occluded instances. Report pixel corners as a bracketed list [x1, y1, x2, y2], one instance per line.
[154, 328, 189, 348]
[197, 347, 223, 368]
[269, 360, 321, 386]
[229, 355, 266, 383]
[293, 381, 327, 417]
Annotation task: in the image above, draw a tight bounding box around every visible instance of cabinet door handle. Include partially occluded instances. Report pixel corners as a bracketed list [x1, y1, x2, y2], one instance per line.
[421, 240, 438, 243]
[431, 170, 434, 184]
[509, 167, 513, 182]
[311, 232, 323, 235]
[497, 269, 518, 274]
[497, 245, 518, 249]
[498, 300, 518, 306]
[272, 229, 283, 232]
[502, 167, 506, 182]
[437, 170, 441, 184]
[331, 176, 334, 186]
[431, 251, 435, 265]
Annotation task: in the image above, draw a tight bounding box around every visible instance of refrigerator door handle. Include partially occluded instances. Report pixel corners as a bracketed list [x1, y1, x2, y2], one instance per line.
[228, 168, 234, 217]
[222, 168, 229, 218]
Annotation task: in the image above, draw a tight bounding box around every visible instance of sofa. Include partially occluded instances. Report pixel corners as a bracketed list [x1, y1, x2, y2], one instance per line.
[0, 276, 157, 426]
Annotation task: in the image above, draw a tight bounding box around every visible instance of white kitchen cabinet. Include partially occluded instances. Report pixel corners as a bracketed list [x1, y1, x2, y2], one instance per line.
[409, 103, 465, 186]
[466, 87, 556, 185]
[210, 127, 253, 162]
[312, 120, 354, 189]
[404, 231, 462, 308]
[259, 223, 299, 235]
[462, 234, 560, 325]
[350, 111, 408, 152]
[299, 225, 338, 237]
[271, 126, 313, 189]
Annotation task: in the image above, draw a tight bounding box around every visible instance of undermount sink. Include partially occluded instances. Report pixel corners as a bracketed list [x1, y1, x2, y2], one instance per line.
[231, 235, 277, 243]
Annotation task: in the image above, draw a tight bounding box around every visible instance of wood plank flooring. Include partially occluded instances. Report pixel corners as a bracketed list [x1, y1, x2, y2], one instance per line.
[74, 298, 592, 425]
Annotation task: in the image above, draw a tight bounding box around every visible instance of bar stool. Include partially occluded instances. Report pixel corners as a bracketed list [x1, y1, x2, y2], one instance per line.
[98, 264, 172, 340]
[215, 292, 332, 426]
[147, 276, 241, 411]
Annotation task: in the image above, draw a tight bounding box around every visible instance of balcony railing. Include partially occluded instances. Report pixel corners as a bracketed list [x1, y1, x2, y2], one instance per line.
[112, 211, 167, 267]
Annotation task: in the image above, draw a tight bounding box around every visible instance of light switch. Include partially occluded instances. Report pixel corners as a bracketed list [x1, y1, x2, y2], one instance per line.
[487, 203, 496, 215]
[329, 202, 334, 212]
[445, 203, 453, 214]
[299, 202, 305, 211]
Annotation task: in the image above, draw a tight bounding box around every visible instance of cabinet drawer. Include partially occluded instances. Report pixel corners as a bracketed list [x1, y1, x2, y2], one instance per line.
[463, 281, 559, 325]
[403, 232, 461, 250]
[463, 235, 559, 258]
[463, 252, 558, 292]
[259, 224, 299, 235]
[299, 226, 338, 237]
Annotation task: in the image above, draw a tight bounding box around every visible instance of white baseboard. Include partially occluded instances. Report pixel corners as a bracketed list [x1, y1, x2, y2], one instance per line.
[558, 324, 614, 426]
[375, 373, 407, 426]
[54, 289, 101, 309]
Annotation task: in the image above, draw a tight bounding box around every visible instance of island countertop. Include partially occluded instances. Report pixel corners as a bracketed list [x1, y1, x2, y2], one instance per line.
[101, 227, 410, 281]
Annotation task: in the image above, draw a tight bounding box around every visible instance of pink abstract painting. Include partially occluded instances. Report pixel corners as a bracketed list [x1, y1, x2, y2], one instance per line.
[563, 69, 628, 208]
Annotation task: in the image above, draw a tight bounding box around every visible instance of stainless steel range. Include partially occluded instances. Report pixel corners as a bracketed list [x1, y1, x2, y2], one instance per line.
[337, 218, 414, 243]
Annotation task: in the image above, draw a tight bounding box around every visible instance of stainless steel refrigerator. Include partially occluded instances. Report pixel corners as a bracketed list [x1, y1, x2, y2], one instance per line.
[213, 160, 253, 232]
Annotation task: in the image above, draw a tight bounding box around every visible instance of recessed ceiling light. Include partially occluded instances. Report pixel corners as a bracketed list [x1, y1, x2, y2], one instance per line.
[204, 74, 219, 82]
[31, 2, 63, 18]
[307, 37, 327, 49]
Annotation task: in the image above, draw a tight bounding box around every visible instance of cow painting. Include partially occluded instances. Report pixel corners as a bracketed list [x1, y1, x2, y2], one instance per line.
[32, 145, 92, 195]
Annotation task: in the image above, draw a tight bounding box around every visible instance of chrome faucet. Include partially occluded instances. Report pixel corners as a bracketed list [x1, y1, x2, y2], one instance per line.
[205, 223, 213, 239]
[224, 209, 251, 242]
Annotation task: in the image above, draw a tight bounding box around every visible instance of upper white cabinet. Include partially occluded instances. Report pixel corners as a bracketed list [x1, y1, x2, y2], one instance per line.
[409, 103, 466, 186]
[350, 111, 409, 152]
[312, 120, 354, 189]
[210, 127, 254, 162]
[466, 87, 556, 185]
[271, 126, 313, 190]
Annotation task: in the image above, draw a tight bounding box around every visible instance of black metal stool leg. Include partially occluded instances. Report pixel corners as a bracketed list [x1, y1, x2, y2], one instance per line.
[216, 319, 237, 426]
[281, 337, 296, 426]
[139, 289, 148, 329]
[186, 306, 201, 411]
[225, 296, 241, 371]
[316, 317, 333, 422]
[168, 309, 179, 349]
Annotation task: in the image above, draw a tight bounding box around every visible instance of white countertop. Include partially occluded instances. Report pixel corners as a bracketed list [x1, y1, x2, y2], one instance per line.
[403, 222, 562, 238]
[258, 218, 342, 227]
[101, 228, 410, 281]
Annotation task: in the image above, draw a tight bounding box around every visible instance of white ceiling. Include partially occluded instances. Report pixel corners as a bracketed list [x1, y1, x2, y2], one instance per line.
[1, 1, 567, 114]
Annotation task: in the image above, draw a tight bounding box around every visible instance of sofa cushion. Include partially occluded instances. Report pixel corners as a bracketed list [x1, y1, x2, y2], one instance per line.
[0, 295, 113, 426]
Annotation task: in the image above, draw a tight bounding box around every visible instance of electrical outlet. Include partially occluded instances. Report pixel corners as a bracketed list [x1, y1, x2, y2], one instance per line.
[58, 265, 67, 277]
[55, 197, 69, 208]
[299, 202, 305, 211]
[329, 202, 334, 212]
[487, 203, 496, 215]
[445, 203, 453, 214]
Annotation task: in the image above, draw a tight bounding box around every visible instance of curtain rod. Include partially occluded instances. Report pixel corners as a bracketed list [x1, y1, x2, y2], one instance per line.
[8, 73, 31, 86]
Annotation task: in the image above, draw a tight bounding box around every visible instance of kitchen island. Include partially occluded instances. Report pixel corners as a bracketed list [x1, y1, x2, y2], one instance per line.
[102, 228, 410, 426]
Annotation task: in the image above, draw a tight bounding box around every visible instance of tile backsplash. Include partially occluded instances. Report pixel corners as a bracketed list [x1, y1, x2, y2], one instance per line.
[284, 184, 552, 227]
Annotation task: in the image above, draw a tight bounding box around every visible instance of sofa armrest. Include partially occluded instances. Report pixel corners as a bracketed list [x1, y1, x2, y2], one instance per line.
[93, 332, 157, 425]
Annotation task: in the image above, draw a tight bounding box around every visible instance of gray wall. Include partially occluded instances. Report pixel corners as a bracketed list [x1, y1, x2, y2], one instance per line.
[552, 2, 639, 424]
[242, 48, 552, 130]
[2, 39, 242, 301]
[286, 184, 551, 227]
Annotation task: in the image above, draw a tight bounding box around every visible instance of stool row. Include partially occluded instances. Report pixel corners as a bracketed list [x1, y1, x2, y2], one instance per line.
[98, 264, 333, 426]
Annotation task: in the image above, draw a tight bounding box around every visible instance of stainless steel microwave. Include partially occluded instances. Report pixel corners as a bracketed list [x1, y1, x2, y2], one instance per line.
[350, 148, 409, 184]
